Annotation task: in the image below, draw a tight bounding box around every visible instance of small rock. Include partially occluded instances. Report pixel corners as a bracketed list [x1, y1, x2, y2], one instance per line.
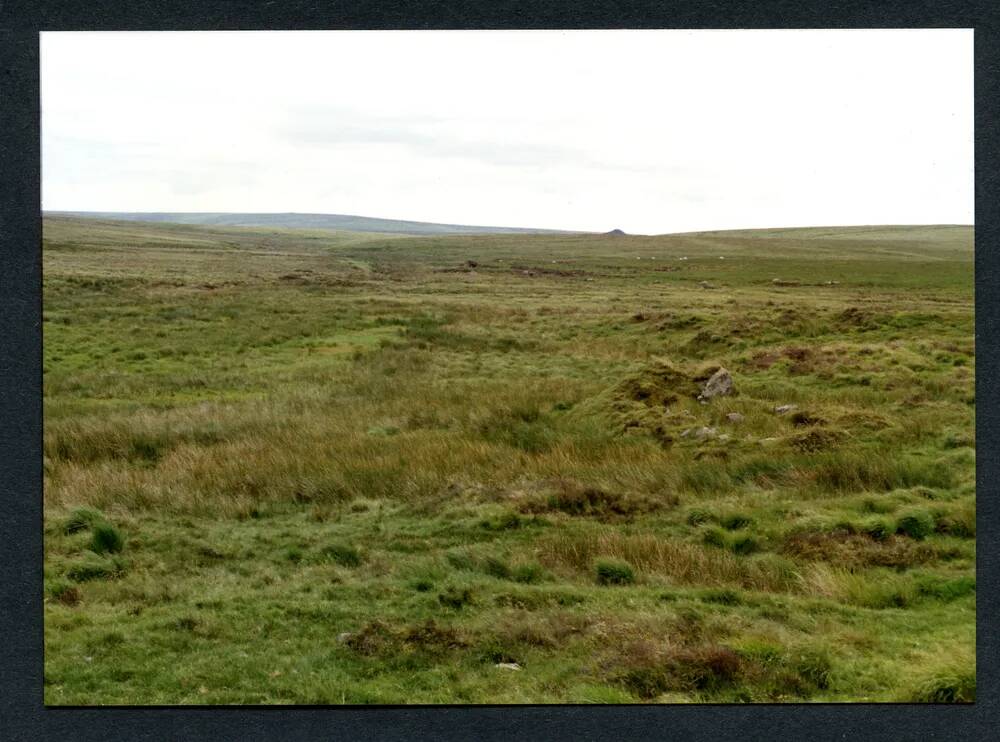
[337, 632, 353, 644]
[496, 662, 522, 671]
[690, 426, 718, 440]
[718, 434, 731, 442]
[759, 437, 781, 446]
[698, 368, 734, 401]
[725, 412, 744, 423]
[698, 281, 716, 289]
[774, 404, 798, 415]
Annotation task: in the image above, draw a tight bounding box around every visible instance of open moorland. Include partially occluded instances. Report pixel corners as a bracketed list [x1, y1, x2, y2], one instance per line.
[43, 216, 975, 704]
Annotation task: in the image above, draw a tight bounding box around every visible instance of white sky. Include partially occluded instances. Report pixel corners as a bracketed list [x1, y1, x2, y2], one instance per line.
[41, 30, 973, 234]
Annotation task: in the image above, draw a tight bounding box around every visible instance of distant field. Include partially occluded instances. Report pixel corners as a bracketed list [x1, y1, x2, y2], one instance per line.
[43, 218, 975, 704]
[44, 210, 574, 236]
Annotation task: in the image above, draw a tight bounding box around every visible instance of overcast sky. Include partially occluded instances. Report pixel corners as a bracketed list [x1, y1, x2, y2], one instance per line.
[41, 30, 972, 234]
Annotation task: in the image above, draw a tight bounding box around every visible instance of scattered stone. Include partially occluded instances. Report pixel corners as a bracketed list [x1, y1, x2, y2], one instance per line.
[718, 434, 731, 442]
[337, 632, 353, 644]
[698, 368, 734, 401]
[725, 412, 745, 423]
[774, 404, 798, 415]
[758, 437, 781, 446]
[682, 426, 718, 440]
[699, 281, 716, 289]
[496, 662, 522, 671]
[771, 278, 800, 287]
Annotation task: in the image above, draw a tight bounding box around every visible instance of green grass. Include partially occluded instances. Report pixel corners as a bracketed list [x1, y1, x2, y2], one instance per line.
[43, 217, 974, 704]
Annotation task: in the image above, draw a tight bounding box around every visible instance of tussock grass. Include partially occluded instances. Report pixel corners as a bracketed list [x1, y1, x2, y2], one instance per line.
[901, 647, 976, 702]
[539, 530, 796, 592]
[43, 218, 974, 704]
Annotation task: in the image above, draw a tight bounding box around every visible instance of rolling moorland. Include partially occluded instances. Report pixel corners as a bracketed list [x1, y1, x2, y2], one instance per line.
[43, 216, 975, 704]
[44, 210, 571, 236]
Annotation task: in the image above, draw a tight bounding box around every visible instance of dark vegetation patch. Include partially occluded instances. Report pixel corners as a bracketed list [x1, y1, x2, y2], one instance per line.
[595, 559, 636, 585]
[66, 554, 127, 582]
[615, 358, 701, 409]
[906, 663, 976, 702]
[493, 590, 585, 611]
[781, 530, 935, 569]
[519, 479, 665, 519]
[508, 264, 588, 278]
[895, 510, 936, 541]
[89, 521, 125, 555]
[788, 427, 847, 453]
[343, 619, 468, 658]
[915, 574, 975, 602]
[438, 587, 475, 610]
[702, 528, 761, 556]
[615, 642, 744, 698]
[48, 581, 82, 607]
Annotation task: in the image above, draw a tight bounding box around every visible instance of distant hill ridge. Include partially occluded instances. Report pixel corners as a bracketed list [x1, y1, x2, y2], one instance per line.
[45, 211, 578, 236]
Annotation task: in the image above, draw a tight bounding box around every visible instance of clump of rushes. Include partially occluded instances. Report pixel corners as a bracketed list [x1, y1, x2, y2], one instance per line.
[730, 535, 760, 555]
[67, 554, 127, 582]
[512, 563, 545, 584]
[595, 559, 635, 586]
[702, 527, 759, 555]
[483, 556, 512, 579]
[862, 518, 893, 541]
[48, 580, 81, 606]
[438, 586, 474, 609]
[702, 527, 728, 549]
[686, 508, 714, 526]
[720, 513, 753, 530]
[63, 507, 104, 535]
[89, 520, 124, 555]
[320, 542, 362, 567]
[896, 510, 935, 541]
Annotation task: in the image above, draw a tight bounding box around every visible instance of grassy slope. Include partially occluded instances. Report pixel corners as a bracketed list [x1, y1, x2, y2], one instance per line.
[43, 218, 975, 704]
